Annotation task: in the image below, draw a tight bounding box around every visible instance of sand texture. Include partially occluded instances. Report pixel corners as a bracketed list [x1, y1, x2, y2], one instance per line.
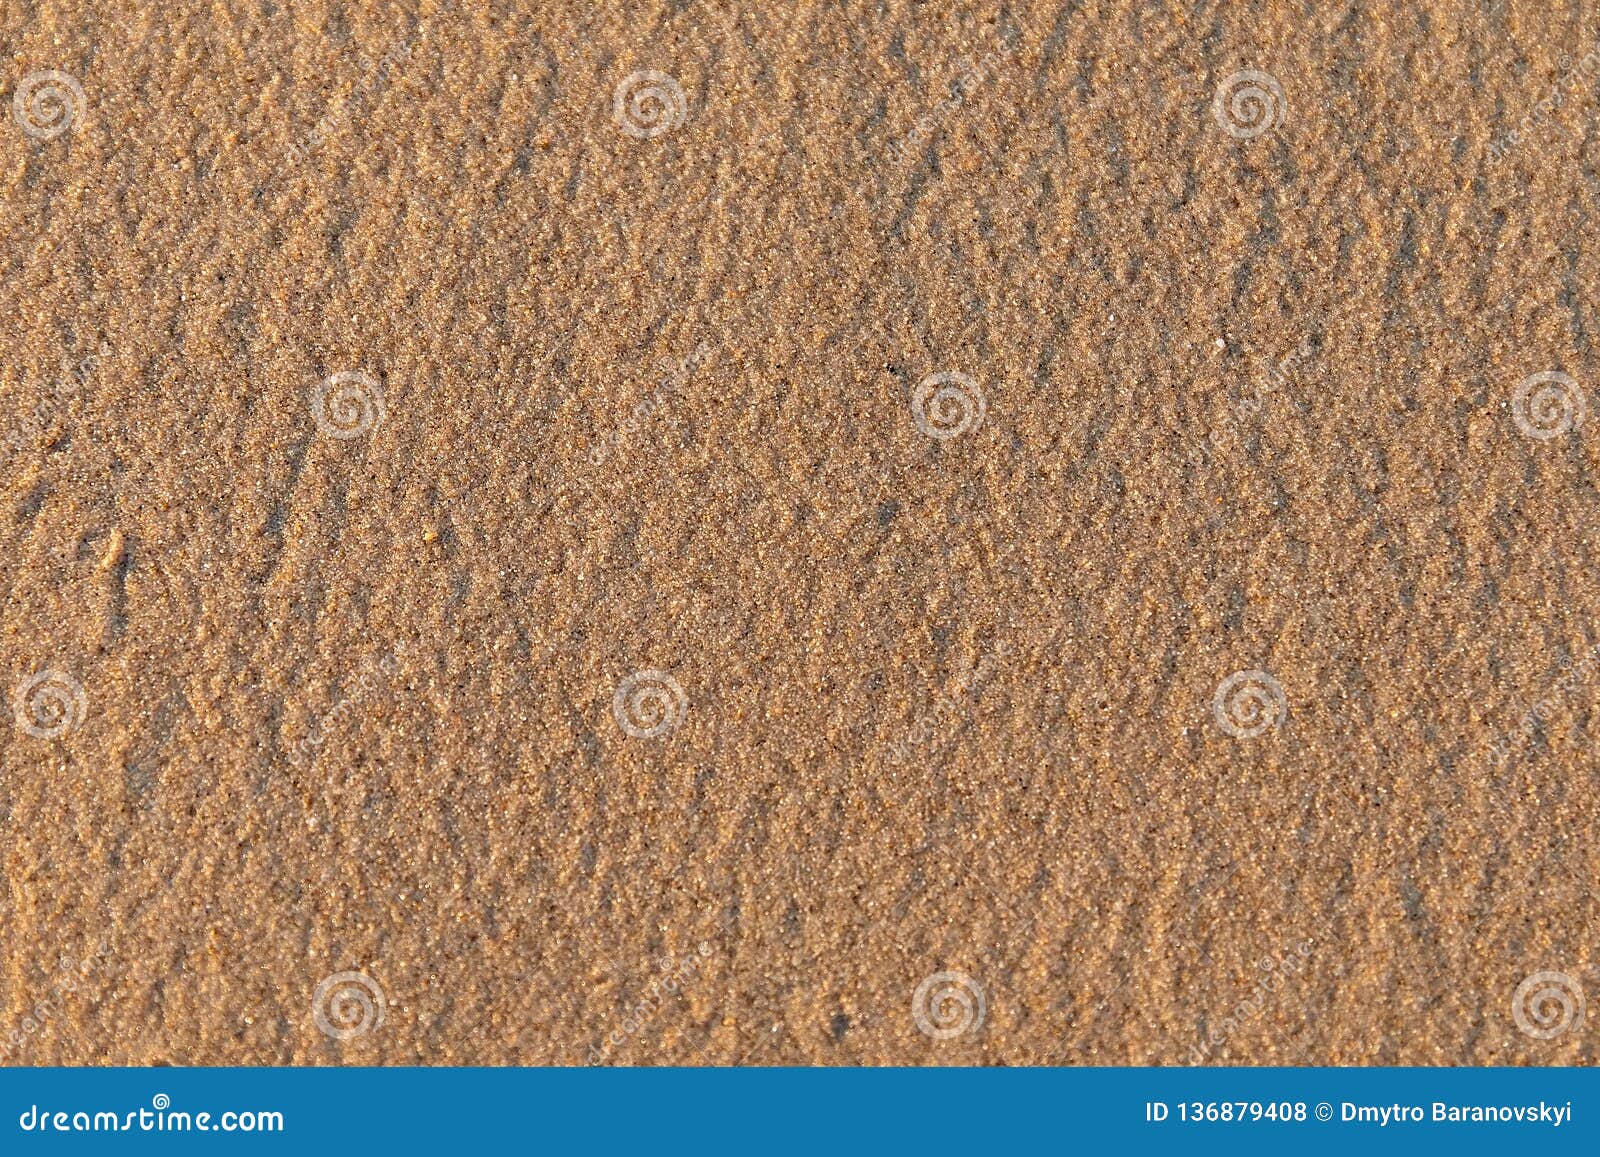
[3, 0, 1599, 1065]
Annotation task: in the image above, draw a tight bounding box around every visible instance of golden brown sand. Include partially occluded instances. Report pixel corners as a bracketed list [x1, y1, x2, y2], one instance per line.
[2, 0, 1598, 1064]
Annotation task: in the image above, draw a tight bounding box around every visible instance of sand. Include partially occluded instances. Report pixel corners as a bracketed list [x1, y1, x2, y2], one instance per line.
[2, 0, 1597, 1065]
